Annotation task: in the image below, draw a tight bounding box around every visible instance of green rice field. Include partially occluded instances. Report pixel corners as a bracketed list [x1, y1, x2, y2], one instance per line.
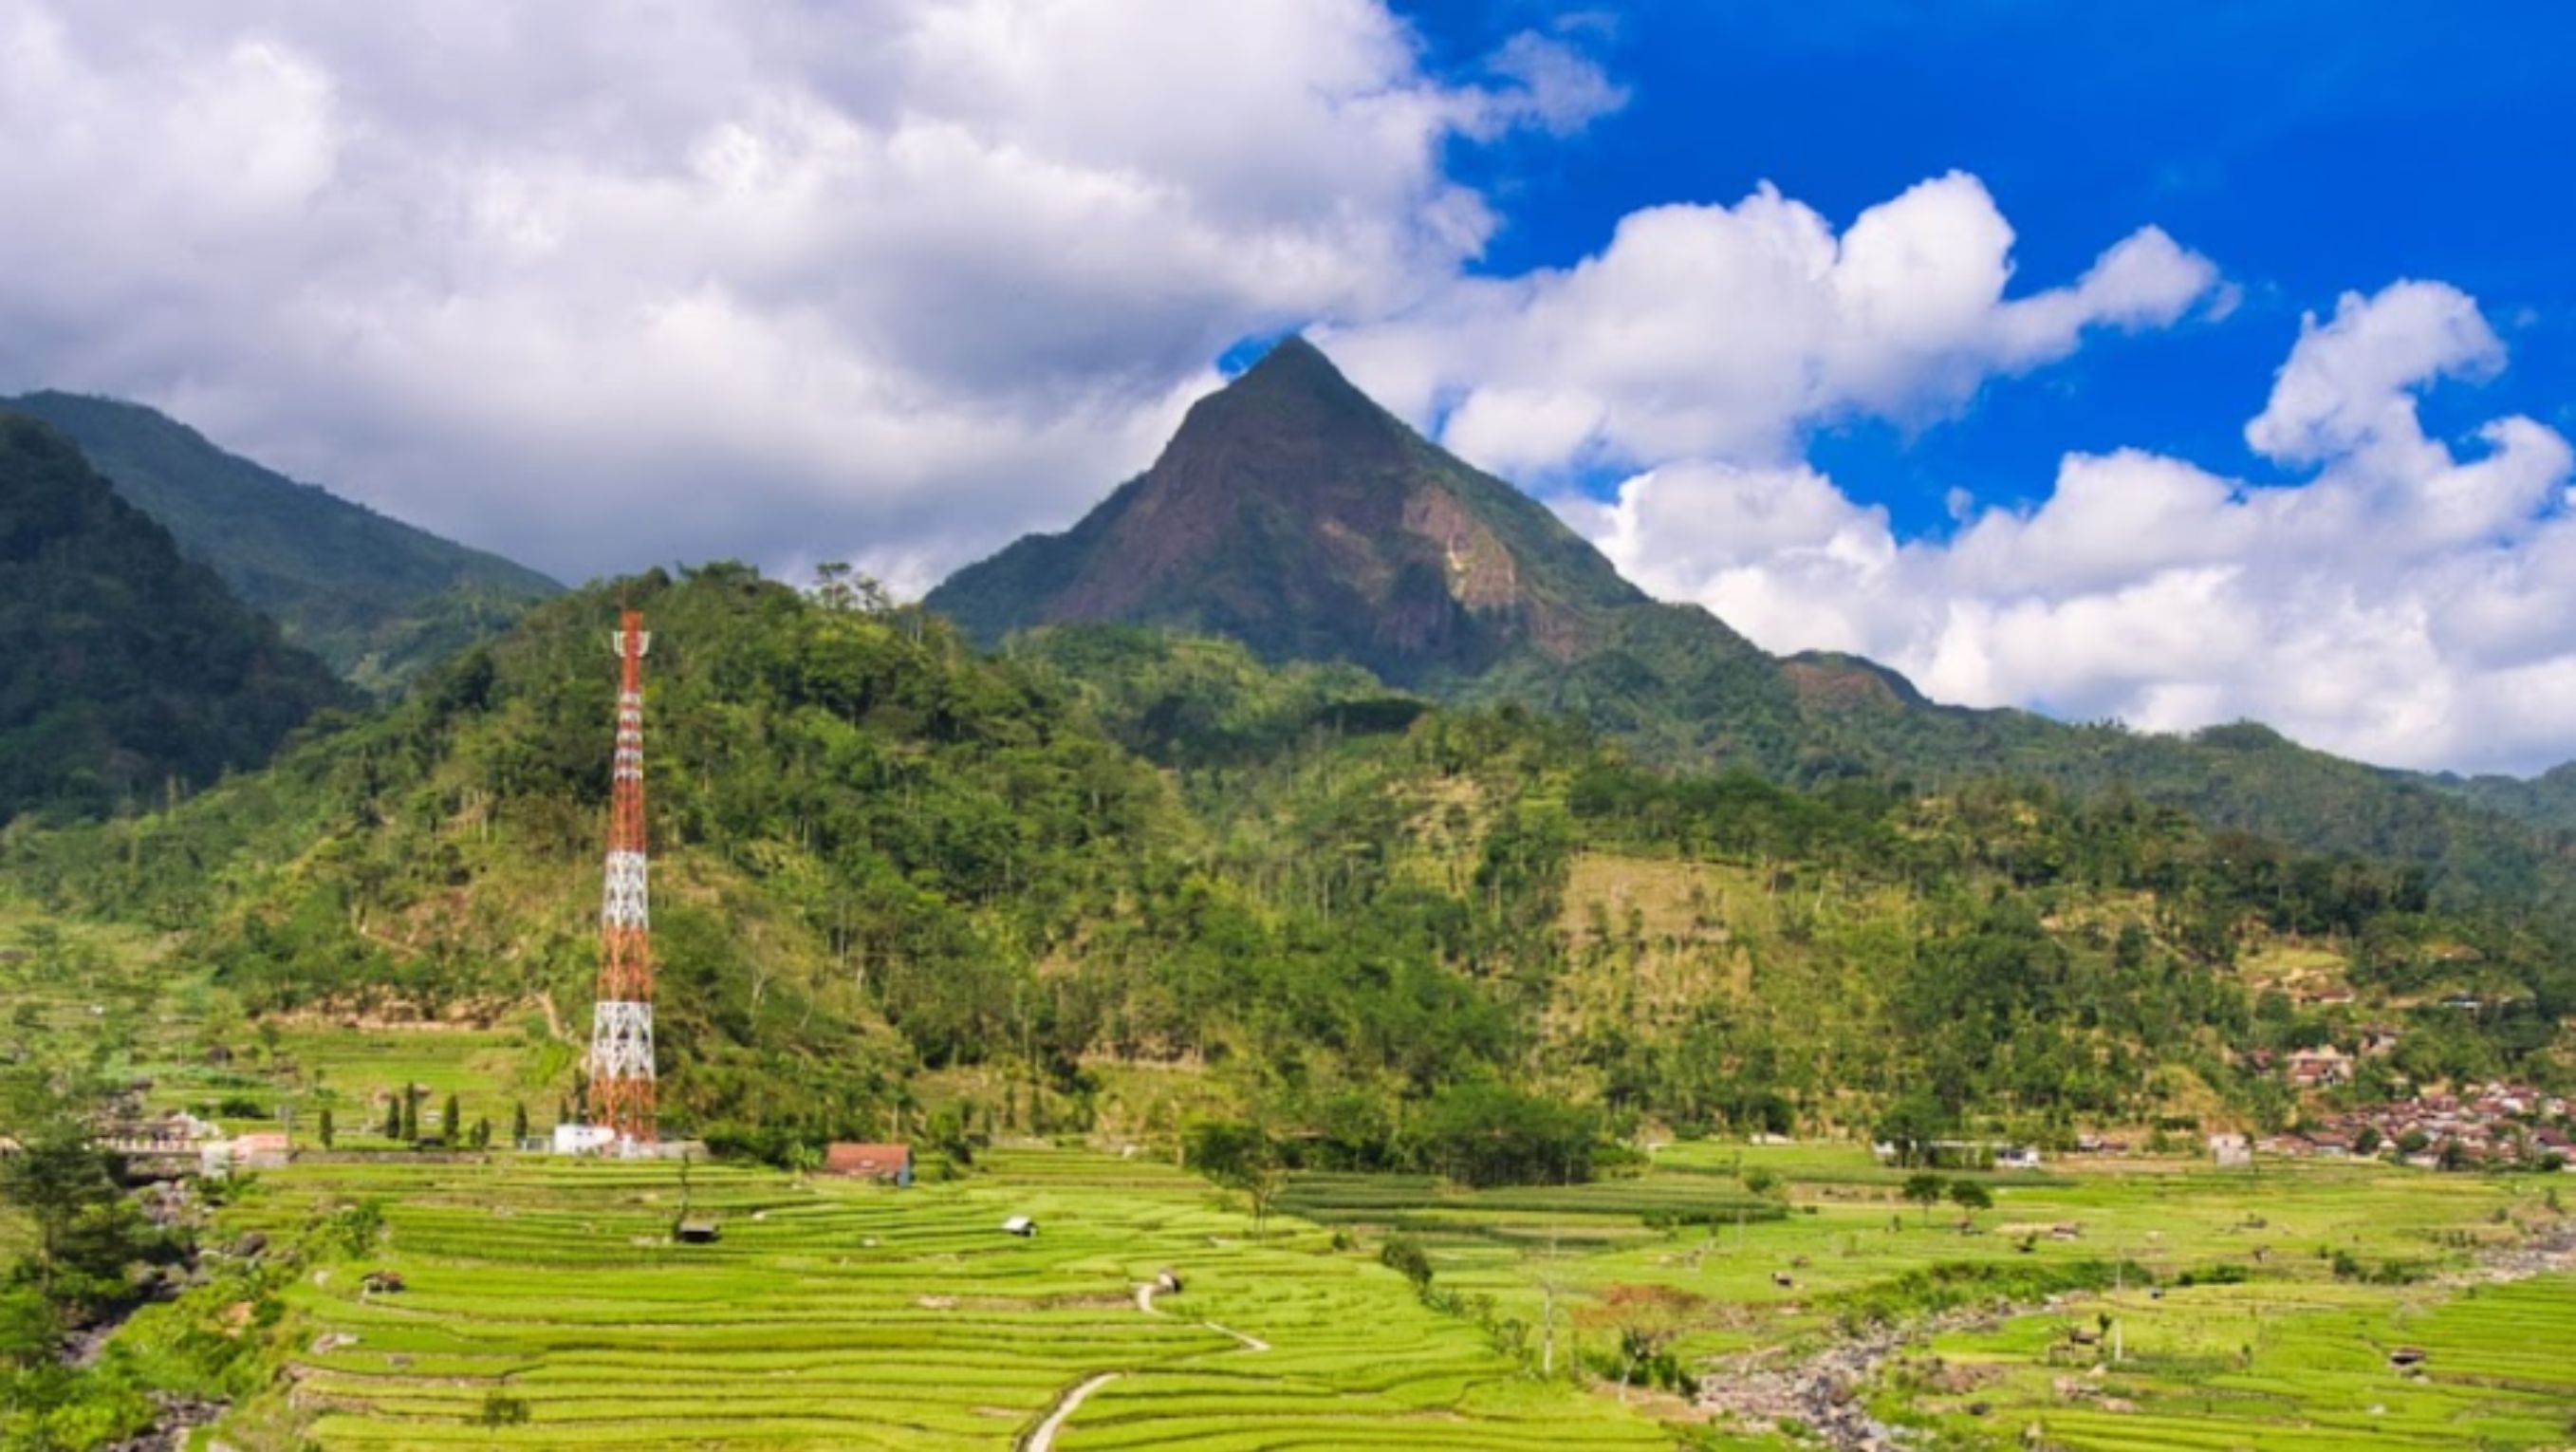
[190, 1138, 2576, 1451]
[213, 1150, 1674, 1450]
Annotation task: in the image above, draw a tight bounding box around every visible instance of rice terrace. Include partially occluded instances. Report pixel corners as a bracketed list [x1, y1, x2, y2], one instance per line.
[9, 4, 2576, 1449]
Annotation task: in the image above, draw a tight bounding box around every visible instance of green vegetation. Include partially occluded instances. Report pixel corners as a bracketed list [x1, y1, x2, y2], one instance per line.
[8, 567, 2569, 1172]
[175, 1151, 1673, 1449]
[4, 391, 560, 694]
[0, 413, 356, 824]
[2, 420, 2572, 1447]
[928, 338, 2576, 921]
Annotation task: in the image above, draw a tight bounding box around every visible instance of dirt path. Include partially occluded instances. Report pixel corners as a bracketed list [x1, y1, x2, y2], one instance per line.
[1205, 1321, 1269, 1353]
[1023, 1373, 1119, 1452]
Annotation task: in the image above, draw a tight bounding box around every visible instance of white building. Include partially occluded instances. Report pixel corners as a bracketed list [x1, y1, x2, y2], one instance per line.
[200, 1131, 290, 1178]
[551, 1124, 617, 1155]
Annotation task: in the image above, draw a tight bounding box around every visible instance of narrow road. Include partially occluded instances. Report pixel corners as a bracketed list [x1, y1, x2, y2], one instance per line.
[1023, 1372, 1118, 1452]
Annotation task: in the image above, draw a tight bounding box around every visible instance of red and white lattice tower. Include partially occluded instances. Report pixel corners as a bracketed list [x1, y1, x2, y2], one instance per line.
[586, 608, 657, 1152]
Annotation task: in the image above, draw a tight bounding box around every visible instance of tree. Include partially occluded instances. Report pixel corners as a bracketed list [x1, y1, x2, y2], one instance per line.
[441, 1092, 461, 1146]
[810, 562, 894, 614]
[0, 1282, 59, 1369]
[318, 1107, 335, 1148]
[1902, 1173, 1948, 1225]
[1184, 1120, 1286, 1236]
[510, 1101, 529, 1145]
[1380, 1235, 1435, 1294]
[1948, 1179, 1992, 1232]
[0, 1128, 153, 1310]
[1580, 1284, 1704, 1400]
[381, 1095, 400, 1140]
[1874, 1093, 1948, 1168]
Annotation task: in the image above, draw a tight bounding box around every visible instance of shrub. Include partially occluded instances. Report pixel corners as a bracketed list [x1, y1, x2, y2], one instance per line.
[1380, 1236, 1435, 1293]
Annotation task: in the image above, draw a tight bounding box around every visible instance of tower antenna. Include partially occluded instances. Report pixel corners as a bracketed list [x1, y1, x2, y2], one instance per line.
[586, 607, 657, 1152]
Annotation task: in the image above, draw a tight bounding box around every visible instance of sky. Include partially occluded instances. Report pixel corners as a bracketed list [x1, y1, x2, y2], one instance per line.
[1, 1, 2570, 775]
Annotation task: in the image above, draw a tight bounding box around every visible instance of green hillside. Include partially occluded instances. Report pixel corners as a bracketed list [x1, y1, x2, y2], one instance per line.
[2429, 759, 2576, 837]
[3, 391, 561, 692]
[0, 412, 356, 823]
[11, 574, 2566, 1163]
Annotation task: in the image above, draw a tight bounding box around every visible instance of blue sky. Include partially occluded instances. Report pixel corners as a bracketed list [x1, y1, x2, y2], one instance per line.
[2, 1, 2568, 771]
[1396, 0, 2576, 537]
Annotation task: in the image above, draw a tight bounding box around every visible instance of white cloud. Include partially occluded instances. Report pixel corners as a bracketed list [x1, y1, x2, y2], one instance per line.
[1326, 171, 2224, 478]
[6, 3, 2563, 774]
[1566, 282, 2576, 773]
[0, 0, 1618, 580]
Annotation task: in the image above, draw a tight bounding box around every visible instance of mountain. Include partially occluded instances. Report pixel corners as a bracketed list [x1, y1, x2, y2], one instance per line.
[2, 391, 562, 693]
[0, 411, 356, 821]
[933, 337, 1764, 683]
[11, 575, 2567, 1153]
[932, 339, 2576, 917]
[2428, 762, 2576, 838]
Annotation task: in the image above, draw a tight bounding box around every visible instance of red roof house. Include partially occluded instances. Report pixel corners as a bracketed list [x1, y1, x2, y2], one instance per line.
[823, 1143, 914, 1185]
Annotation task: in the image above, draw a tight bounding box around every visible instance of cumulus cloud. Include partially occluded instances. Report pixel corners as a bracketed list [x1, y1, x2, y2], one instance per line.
[1325, 171, 2225, 477]
[1565, 282, 2576, 773]
[0, 0, 1620, 582]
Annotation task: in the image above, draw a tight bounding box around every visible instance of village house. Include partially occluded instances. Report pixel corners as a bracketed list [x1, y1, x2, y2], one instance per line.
[201, 1131, 290, 1178]
[2286, 1045, 2350, 1088]
[822, 1142, 914, 1186]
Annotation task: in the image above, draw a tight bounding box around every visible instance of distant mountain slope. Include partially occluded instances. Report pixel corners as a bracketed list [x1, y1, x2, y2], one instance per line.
[0, 411, 355, 821]
[931, 339, 2576, 917]
[3, 391, 561, 692]
[2425, 762, 2576, 839]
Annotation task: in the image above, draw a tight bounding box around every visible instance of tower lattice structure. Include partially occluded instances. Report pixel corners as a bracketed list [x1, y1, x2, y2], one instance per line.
[586, 608, 657, 1150]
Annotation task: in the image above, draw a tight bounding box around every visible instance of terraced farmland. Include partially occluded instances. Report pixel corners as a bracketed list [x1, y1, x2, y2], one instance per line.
[219, 1150, 1674, 1449]
[1920, 1272, 2576, 1448]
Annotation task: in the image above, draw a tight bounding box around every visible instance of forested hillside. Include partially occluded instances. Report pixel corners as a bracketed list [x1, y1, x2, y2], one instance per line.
[933, 339, 2576, 924]
[2432, 761, 2576, 838]
[0, 413, 355, 823]
[3, 391, 561, 692]
[10, 568, 2566, 1165]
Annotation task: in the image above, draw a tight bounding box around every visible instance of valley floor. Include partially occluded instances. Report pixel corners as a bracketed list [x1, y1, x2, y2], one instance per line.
[165, 1144, 2575, 1451]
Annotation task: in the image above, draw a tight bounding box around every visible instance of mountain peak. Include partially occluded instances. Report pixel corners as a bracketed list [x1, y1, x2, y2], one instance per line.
[1227, 333, 1350, 393]
[1157, 334, 1402, 472]
[927, 334, 1656, 682]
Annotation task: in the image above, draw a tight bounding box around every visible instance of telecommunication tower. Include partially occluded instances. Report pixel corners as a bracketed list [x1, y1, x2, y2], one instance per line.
[586, 608, 657, 1151]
